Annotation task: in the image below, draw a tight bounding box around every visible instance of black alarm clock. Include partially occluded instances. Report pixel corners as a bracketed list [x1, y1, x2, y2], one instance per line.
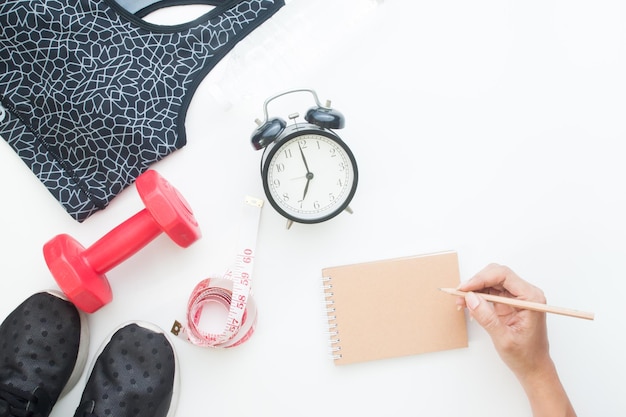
[251, 89, 358, 229]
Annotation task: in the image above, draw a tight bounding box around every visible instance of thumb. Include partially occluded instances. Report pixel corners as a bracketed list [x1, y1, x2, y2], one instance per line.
[465, 292, 505, 337]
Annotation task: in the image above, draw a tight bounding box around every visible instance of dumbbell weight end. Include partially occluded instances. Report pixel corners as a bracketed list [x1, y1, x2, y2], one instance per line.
[43, 234, 113, 313]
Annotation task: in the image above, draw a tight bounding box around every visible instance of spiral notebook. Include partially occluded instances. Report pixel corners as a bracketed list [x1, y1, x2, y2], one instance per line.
[322, 251, 468, 365]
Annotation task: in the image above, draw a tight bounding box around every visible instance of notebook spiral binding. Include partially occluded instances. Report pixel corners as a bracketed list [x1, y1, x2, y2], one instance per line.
[322, 276, 341, 360]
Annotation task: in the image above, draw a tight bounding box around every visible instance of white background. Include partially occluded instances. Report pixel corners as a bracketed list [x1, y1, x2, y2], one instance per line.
[1, 0, 624, 416]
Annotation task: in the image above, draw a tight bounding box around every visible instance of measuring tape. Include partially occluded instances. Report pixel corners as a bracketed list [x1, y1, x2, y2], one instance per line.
[171, 196, 263, 348]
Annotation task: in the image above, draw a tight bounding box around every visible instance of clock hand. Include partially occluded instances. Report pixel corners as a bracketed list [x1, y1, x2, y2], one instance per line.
[298, 143, 311, 174]
[298, 142, 314, 200]
[302, 178, 310, 200]
[302, 172, 314, 200]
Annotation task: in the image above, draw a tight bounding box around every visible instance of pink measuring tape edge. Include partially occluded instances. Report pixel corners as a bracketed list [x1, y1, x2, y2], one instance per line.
[171, 196, 263, 348]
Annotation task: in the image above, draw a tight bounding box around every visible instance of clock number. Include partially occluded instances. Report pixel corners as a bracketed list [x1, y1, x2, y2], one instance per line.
[276, 163, 285, 173]
[282, 192, 289, 201]
[283, 148, 293, 158]
[314, 201, 320, 210]
[329, 193, 336, 201]
[329, 148, 337, 157]
[339, 162, 347, 172]
[273, 179, 281, 187]
[337, 179, 343, 187]
[298, 139, 307, 148]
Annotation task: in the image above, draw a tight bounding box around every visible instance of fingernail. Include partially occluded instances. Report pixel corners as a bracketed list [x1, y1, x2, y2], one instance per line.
[466, 292, 480, 310]
[456, 305, 462, 311]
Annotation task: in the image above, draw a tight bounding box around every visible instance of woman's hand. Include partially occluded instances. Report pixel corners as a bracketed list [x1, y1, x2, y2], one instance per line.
[457, 263, 577, 417]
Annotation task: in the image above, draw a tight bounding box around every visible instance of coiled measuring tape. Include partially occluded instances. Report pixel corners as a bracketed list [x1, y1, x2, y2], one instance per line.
[171, 196, 263, 348]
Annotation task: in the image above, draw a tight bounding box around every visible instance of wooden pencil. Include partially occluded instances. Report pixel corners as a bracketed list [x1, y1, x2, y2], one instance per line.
[439, 288, 595, 321]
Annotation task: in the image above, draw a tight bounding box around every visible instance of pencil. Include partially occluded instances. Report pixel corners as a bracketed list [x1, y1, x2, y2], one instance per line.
[439, 288, 595, 321]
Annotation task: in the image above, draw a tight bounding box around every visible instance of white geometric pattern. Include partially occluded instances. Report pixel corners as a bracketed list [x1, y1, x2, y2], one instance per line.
[0, 0, 283, 221]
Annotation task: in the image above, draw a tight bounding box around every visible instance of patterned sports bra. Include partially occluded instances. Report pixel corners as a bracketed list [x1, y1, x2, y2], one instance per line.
[0, 0, 284, 221]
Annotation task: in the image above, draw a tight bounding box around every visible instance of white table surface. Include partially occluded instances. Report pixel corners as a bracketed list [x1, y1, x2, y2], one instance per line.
[1, 1, 624, 416]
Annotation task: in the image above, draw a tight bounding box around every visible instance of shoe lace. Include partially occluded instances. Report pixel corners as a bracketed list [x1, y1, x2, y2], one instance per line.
[0, 383, 38, 417]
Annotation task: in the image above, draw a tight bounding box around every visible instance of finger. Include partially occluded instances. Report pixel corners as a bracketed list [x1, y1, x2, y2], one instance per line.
[465, 291, 506, 338]
[459, 264, 544, 302]
[458, 263, 507, 291]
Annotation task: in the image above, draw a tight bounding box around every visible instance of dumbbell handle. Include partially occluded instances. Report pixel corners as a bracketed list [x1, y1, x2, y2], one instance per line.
[83, 209, 161, 274]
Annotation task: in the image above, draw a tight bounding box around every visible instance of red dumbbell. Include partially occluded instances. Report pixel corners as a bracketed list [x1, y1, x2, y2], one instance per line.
[43, 170, 202, 313]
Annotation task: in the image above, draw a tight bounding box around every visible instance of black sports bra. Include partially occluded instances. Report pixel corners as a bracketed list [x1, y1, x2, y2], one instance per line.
[0, 0, 284, 221]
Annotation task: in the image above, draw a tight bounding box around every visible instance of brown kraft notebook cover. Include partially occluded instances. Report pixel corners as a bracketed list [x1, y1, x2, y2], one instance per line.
[322, 251, 468, 365]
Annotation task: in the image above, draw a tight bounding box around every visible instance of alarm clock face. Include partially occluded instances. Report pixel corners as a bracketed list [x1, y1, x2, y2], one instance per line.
[262, 129, 358, 224]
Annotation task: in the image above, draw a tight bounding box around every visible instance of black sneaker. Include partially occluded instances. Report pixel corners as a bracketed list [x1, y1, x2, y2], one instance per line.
[72, 322, 179, 417]
[0, 291, 89, 417]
